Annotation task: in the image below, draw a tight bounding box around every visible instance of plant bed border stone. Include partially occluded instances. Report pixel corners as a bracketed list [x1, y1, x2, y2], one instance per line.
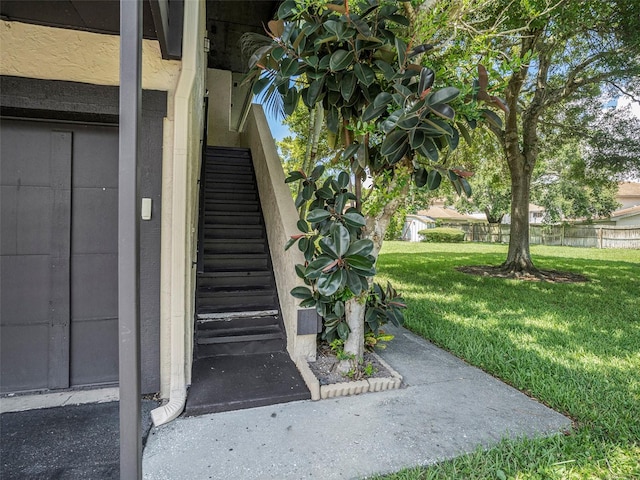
[296, 352, 403, 401]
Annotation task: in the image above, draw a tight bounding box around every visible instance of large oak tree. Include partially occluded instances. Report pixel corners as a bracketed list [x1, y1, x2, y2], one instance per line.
[420, 0, 640, 272]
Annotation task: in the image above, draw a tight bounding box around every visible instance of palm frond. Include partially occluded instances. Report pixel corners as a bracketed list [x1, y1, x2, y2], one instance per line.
[257, 81, 286, 121]
[239, 32, 274, 68]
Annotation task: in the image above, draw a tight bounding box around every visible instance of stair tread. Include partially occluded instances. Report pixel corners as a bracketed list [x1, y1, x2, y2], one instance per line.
[198, 286, 275, 294]
[197, 309, 279, 321]
[197, 270, 271, 277]
[197, 328, 284, 345]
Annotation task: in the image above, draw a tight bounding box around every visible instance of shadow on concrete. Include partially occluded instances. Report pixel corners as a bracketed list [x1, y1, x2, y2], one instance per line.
[1, 399, 157, 479]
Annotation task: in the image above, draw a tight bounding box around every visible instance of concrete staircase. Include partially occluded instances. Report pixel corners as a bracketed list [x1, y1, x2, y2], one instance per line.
[186, 147, 309, 415]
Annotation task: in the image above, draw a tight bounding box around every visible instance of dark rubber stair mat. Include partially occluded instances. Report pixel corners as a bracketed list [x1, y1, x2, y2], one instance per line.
[185, 352, 310, 416]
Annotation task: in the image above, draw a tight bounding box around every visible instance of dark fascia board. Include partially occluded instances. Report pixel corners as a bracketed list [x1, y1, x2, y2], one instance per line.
[149, 0, 183, 60]
[0, 76, 167, 123]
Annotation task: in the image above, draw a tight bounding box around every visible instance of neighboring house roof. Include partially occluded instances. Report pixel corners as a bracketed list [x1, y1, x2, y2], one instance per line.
[529, 203, 545, 212]
[416, 206, 479, 222]
[610, 204, 640, 221]
[617, 182, 640, 198]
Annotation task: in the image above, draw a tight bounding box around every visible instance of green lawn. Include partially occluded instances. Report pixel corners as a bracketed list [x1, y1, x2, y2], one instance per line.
[374, 242, 640, 480]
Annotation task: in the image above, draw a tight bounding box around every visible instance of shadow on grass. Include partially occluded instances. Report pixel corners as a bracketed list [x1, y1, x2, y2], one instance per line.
[376, 250, 640, 443]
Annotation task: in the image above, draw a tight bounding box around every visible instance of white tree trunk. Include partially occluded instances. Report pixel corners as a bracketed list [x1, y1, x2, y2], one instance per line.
[337, 297, 366, 373]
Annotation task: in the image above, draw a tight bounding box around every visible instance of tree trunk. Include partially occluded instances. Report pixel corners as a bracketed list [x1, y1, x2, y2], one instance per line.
[338, 178, 409, 368]
[337, 297, 366, 373]
[503, 165, 536, 272]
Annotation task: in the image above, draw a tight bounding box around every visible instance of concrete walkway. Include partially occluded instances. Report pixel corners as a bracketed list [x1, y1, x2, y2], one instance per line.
[143, 325, 571, 479]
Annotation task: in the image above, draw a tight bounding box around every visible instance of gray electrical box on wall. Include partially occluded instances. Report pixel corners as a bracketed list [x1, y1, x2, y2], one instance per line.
[297, 309, 322, 335]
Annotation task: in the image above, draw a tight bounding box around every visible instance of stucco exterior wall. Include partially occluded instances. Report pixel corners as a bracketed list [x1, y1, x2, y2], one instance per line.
[206, 68, 241, 147]
[0, 21, 180, 91]
[241, 105, 317, 362]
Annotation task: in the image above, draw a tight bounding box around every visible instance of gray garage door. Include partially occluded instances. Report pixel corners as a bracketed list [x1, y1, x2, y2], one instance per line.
[1, 118, 119, 393]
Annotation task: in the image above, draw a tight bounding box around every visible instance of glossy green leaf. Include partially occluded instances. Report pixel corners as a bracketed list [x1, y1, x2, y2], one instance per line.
[387, 142, 409, 164]
[354, 63, 375, 86]
[295, 264, 307, 279]
[307, 256, 337, 279]
[397, 114, 420, 130]
[457, 121, 473, 145]
[318, 54, 331, 71]
[280, 57, 299, 77]
[283, 87, 299, 115]
[291, 286, 313, 299]
[343, 211, 366, 228]
[318, 269, 346, 296]
[481, 109, 503, 130]
[362, 102, 387, 122]
[394, 37, 407, 67]
[447, 128, 460, 150]
[323, 20, 342, 36]
[285, 237, 297, 250]
[374, 60, 395, 81]
[334, 300, 345, 318]
[388, 14, 410, 26]
[315, 186, 333, 199]
[414, 167, 428, 187]
[351, 17, 372, 37]
[374, 91, 393, 109]
[427, 87, 460, 106]
[302, 183, 314, 200]
[418, 67, 435, 95]
[299, 297, 317, 308]
[342, 144, 360, 161]
[329, 49, 354, 71]
[460, 177, 472, 197]
[409, 129, 426, 149]
[337, 171, 350, 190]
[452, 177, 462, 196]
[297, 219, 309, 233]
[346, 254, 376, 275]
[417, 138, 439, 161]
[346, 239, 373, 256]
[305, 77, 325, 107]
[346, 270, 366, 294]
[430, 103, 455, 120]
[341, 72, 357, 101]
[380, 129, 408, 157]
[277, 0, 297, 19]
[310, 164, 325, 179]
[421, 117, 454, 137]
[285, 170, 305, 183]
[319, 237, 339, 258]
[427, 170, 442, 190]
[326, 107, 339, 133]
[307, 209, 331, 223]
[336, 321, 350, 340]
[332, 224, 350, 257]
[252, 76, 270, 96]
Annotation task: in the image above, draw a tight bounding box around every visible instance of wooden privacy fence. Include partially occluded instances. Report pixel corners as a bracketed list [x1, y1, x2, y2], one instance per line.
[437, 223, 640, 249]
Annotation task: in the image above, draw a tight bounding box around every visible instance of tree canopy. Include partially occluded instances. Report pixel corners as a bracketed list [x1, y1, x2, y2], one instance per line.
[415, 0, 640, 272]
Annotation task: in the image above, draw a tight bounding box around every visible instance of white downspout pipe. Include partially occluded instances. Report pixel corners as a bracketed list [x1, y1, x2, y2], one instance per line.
[151, 0, 199, 427]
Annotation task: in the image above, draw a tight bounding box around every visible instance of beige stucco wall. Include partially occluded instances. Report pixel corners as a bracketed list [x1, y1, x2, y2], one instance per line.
[241, 105, 317, 362]
[0, 21, 180, 91]
[206, 68, 241, 147]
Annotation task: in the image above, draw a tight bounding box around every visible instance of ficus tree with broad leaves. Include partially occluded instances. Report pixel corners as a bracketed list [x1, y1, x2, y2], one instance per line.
[242, 0, 485, 370]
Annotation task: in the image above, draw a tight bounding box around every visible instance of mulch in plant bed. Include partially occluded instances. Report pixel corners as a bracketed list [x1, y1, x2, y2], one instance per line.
[457, 265, 589, 283]
[308, 346, 394, 385]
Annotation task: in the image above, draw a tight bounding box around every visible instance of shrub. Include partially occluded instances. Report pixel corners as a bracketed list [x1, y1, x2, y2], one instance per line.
[418, 227, 466, 243]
